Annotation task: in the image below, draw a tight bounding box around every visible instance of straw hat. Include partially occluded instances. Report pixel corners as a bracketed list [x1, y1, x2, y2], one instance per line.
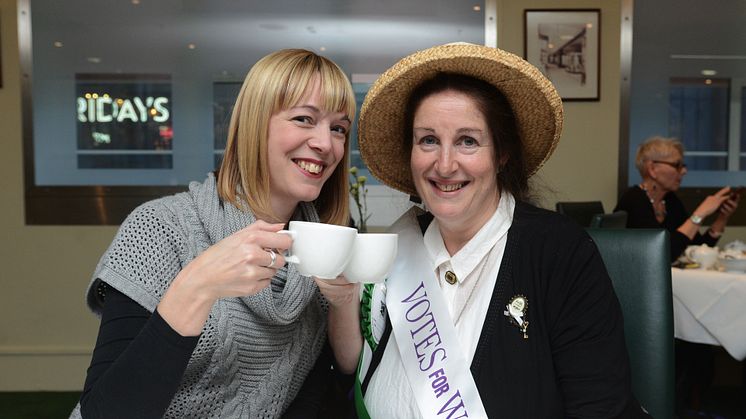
[358, 43, 563, 197]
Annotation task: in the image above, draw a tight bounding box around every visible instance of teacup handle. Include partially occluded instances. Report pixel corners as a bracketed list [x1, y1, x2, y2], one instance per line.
[278, 230, 300, 264]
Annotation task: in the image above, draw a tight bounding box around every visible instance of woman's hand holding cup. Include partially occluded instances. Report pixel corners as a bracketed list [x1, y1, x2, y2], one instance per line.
[316, 275, 363, 374]
[183, 220, 293, 298]
[158, 220, 292, 336]
[314, 276, 360, 308]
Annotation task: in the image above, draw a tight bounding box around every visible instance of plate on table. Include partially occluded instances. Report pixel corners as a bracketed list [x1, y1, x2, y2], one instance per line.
[718, 256, 746, 273]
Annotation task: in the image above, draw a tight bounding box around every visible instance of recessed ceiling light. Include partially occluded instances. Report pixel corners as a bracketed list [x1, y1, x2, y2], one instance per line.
[87, 57, 101, 64]
[188, 43, 196, 50]
[53, 41, 63, 48]
[701, 69, 717, 76]
[319, 46, 327, 52]
[473, 5, 481, 11]
[132, 0, 140, 4]
[705, 79, 713, 85]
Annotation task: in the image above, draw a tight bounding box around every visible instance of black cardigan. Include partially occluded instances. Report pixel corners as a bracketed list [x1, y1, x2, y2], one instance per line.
[614, 186, 717, 262]
[360, 202, 648, 418]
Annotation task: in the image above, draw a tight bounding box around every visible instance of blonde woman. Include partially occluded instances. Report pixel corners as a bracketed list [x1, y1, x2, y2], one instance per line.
[70, 49, 359, 418]
[615, 136, 739, 261]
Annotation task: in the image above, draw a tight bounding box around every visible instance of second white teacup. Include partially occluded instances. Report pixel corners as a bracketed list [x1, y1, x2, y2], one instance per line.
[685, 244, 718, 270]
[280, 221, 357, 279]
[343, 233, 398, 284]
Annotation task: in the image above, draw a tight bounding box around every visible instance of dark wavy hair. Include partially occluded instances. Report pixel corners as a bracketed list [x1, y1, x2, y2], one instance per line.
[403, 72, 529, 202]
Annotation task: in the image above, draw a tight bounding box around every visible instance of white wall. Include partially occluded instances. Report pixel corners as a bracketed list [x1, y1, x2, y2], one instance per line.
[0, 0, 116, 390]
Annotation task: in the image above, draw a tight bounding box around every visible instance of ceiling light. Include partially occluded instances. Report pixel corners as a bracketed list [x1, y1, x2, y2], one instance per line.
[671, 54, 746, 60]
[473, 5, 481, 11]
[53, 41, 63, 48]
[319, 46, 327, 52]
[132, 0, 140, 4]
[701, 69, 717, 76]
[188, 43, 196, 50]
[87, 57, 101, 64]
[705, 79, 713, 85]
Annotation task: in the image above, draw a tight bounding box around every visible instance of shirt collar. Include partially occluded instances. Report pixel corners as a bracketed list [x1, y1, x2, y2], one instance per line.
[423, 193, 515, 284]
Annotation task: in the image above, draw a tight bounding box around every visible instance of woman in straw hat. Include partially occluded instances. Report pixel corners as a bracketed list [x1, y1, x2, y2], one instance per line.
[349, 43, 649, 418]
[70, 49, 360, 418]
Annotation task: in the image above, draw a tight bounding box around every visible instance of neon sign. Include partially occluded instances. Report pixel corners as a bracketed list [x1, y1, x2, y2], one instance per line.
[77, 94, 170, 123]
[75, 74, 173, 169]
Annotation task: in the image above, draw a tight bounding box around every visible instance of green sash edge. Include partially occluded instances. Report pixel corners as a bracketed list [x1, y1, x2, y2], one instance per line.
[354, 355, 372, 419]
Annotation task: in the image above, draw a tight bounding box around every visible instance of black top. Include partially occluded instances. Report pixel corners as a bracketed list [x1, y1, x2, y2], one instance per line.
[360, 202, 649, 418]
[614, 186, 717, 261]
[79, 285, 346, 419]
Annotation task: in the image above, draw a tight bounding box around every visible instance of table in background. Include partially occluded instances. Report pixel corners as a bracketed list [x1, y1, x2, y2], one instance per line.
[672, 268, 746, 361]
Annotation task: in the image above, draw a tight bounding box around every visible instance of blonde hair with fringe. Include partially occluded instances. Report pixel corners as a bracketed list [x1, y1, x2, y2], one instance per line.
[217, 49, 356, 226]
[635, 136, 685, 178]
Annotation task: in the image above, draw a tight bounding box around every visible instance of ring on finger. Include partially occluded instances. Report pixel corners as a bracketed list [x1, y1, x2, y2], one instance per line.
[265, 248, 277, 268]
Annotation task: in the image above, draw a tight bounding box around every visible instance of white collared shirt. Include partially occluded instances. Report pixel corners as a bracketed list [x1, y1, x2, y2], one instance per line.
[364, 193, 515, 419]
[423, 192, 514, 363]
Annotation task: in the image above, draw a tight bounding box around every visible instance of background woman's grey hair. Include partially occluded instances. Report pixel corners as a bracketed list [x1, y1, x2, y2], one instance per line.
[635, 136, 685, 177]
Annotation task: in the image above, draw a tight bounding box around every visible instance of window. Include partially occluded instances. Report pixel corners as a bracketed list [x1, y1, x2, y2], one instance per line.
[627, 0, 746, 189]
[21, 0, 486, 224]
[668, 77, 729, 171]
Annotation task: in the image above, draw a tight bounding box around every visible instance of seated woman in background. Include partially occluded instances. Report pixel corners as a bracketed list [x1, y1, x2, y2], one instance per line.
[69, 49, 360, 419]
[615, 135, 741, 414]
[351, 43, 648, 418]
[615, 136, 740, 262]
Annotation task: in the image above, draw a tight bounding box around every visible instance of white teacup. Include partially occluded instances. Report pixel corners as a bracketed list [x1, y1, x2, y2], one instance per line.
[280, 221, 357, 279]
[685, 244, 719, 270]
[343, 233, 398, 284]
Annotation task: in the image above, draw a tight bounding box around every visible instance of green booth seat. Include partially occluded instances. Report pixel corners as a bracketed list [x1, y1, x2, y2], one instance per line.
[556, 200, 605, 227]
[587, 228, 674, 419]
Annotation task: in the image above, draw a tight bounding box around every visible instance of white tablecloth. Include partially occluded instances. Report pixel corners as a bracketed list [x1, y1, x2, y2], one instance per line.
[672, 268, 746, 360]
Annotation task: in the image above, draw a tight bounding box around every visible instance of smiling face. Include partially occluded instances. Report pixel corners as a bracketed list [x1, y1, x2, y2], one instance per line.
[267, 76, 351, 219]
[411, 89, 500, 236]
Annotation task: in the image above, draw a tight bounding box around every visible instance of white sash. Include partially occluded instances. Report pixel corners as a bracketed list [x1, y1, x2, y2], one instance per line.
[386, 209, 488, 419]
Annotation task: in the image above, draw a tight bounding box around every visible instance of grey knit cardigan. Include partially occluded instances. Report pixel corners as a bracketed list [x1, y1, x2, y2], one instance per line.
[70, 173, 328, 418]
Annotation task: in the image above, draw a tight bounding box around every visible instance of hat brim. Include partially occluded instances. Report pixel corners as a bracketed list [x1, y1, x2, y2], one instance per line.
[358, 43, 563, 197]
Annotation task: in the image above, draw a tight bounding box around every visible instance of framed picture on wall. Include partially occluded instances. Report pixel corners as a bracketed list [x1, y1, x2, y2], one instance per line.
[524, 9, 600, 101]
[1, 12, 3, 89]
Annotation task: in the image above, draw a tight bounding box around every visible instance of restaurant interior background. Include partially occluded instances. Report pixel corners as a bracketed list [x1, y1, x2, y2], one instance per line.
[1, 0, 744, 393]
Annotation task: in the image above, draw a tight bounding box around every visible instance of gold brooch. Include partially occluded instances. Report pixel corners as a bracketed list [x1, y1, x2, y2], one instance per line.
[444, 270, 457, 285]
